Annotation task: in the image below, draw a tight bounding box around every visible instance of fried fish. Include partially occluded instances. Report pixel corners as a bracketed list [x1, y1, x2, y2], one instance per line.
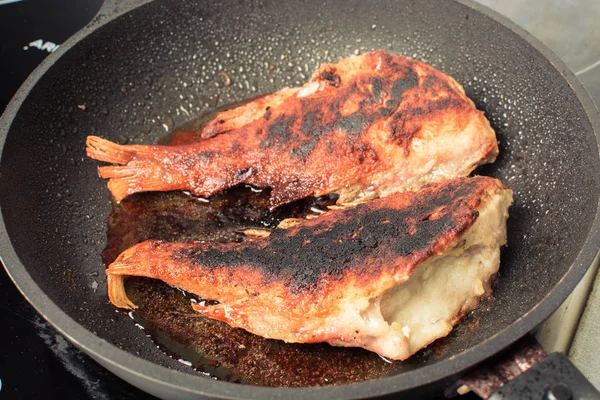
[106, 176, 512, 360]
[87, 51, 497, 208]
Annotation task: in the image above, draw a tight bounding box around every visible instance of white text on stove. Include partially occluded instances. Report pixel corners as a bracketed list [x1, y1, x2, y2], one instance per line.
[23, 39, 60, 53]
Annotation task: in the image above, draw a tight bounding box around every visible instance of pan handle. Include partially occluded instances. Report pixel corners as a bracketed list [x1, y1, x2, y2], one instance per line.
[448, 336, 600, 400]
[489, 352, 600, 400]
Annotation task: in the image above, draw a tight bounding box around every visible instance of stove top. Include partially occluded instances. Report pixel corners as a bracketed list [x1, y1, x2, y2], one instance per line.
[0, 0, 598, 398]
[478, 0, 600, 106]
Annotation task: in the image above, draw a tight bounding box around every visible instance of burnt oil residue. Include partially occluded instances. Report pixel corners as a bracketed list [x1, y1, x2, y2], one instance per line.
[125, 277, 400, 387]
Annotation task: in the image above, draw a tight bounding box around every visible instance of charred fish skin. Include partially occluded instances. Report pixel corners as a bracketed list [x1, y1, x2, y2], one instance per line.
[106, 176, 512, 360]
[87, 50, 498, 208]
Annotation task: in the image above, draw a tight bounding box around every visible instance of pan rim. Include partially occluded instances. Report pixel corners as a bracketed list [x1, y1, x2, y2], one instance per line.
[1, 0, 599, 398]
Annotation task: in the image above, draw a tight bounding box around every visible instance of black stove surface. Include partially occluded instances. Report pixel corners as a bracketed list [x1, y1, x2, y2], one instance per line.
[0, 1, 155, 398]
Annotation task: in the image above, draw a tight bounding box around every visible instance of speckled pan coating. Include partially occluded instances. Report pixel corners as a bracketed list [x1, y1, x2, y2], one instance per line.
[0, 0, 599, 399]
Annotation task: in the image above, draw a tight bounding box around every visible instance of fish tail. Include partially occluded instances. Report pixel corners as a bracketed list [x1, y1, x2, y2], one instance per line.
[86, 136, 137, 165]
[106, 273, 138, 310]
[86, 136, 178, 202]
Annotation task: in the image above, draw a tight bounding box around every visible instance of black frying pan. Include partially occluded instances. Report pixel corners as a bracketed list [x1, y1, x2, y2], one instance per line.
[1, 0, 599, 398]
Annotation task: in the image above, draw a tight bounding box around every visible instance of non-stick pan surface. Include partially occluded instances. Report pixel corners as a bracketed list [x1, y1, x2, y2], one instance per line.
[1, 0, 599, 398]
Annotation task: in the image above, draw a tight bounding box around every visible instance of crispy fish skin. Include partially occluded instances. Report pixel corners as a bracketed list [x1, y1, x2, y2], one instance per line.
[106, 177, 512, 360]
[87, 50, 498, 208]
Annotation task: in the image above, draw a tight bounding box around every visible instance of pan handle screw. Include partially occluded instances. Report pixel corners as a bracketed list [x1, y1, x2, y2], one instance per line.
[545, 383, 572, 400]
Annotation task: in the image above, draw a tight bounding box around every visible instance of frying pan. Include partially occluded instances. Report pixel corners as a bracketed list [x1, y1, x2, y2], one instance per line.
[1, 0, 599, 398]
